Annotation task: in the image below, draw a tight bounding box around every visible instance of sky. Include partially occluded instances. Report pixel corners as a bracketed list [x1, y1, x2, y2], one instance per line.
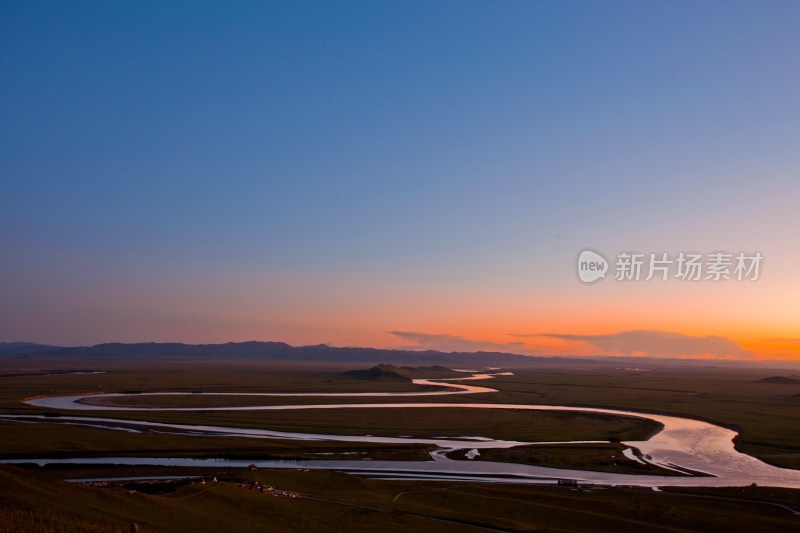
[1, 1, 799, 359]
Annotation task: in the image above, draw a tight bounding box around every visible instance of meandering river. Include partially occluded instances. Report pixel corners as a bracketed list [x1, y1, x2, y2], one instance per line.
[3, 371, 800, 488]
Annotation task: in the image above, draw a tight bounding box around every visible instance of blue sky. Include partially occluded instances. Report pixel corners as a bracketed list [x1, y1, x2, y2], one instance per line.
[2, 1, 799, 355]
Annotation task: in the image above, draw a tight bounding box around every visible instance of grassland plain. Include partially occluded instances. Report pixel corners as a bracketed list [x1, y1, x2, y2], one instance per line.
[455, 443, 675, 476]
[1, 359, 661, 477]
[1, 359, 800, 469]
[16, 407, 661, 441]
[478, 366, 800, 470]
[2, 358, 800, 532]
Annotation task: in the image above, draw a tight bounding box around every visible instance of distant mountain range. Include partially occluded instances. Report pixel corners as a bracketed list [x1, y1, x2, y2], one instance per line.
[0, 342, 65, 356]
[0, 340, 562, 366]
[1, 341, 798, 368]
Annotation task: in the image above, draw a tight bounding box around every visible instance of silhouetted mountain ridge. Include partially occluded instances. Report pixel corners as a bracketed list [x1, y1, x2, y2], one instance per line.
[0, 340, 541, 365]
[0, 342, 64, 356]
[4, 341, 799, 368]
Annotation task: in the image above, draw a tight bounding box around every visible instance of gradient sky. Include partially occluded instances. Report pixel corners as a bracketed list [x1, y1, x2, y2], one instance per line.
[2, 1, 799, 359]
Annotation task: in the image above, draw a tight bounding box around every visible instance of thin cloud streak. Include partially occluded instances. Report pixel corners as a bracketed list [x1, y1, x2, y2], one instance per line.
[530, 330, 754, 359]
[388, 331, 526, 353]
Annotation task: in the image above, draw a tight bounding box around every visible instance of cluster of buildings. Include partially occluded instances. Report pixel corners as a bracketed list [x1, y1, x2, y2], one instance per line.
[236, 481, 301, 498]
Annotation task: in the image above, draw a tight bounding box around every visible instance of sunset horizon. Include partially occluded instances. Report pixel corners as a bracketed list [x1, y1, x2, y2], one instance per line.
[5, 328, 799, 362]
[4, 3, 799, 364]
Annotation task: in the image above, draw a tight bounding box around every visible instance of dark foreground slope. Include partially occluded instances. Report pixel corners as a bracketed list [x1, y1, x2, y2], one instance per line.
[2, 465, 800, 533]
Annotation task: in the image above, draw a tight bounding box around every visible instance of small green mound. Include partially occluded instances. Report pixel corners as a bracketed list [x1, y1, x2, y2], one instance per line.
[340, 364, 411, 381]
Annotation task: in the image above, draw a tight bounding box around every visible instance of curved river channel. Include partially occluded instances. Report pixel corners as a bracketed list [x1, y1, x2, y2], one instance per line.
[3, 371, 800, 488]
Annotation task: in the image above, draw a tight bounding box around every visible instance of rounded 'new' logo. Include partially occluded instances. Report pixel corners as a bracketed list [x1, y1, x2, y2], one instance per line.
[577, 249, 608, 283]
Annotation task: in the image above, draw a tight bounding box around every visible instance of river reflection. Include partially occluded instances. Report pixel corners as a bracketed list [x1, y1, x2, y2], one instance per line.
[5, 371, 800, 488]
